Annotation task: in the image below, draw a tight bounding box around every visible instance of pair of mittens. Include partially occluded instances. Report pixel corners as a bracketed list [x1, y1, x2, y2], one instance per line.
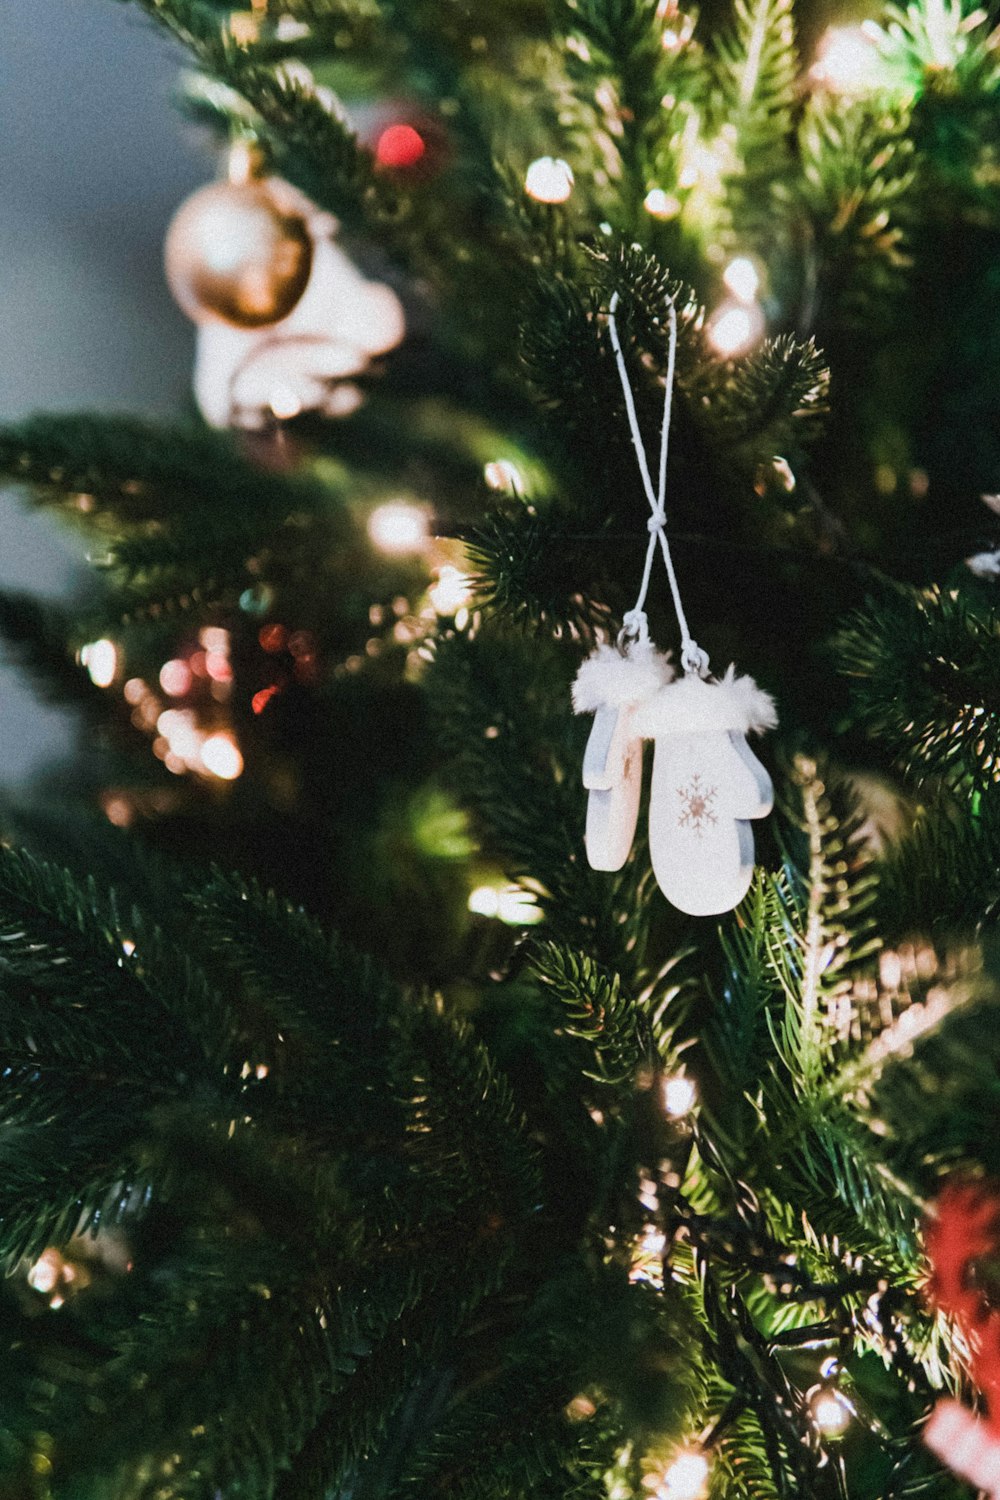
[633, 668, 776, 915]
[572, 641, 673, 870]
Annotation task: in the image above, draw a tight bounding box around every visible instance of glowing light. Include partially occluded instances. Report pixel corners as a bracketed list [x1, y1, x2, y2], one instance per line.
[652, 1451, 710, 1500]
[707, 300, 765, 357]
[200, 627, 230, 655]
[644, 188, 682, 220]
[157, 709, 202, 763]
[808, 1385, 853, 1437]
[566, 1393, 597, 1421]
[468, 885, 501, 918]
[269, 385, 303, 421]
[122, 940, 136, 957]
[497, 887, 543, 925]
[28, 1252, 62, 1295]
[159, 659, 193, 697]
[201, 733, 244, 781]
[205, 651, 233, 683]
[524, 156, 574, 203]
[467, 884, 543, 926]
[252, 684, 282, 715]
[103, 796, 133, 828]
[661, 1073, 697, 1118]
[429, 566, 474, 616]
[368, 501, 430, 555]
[81, 639, 117, 688]
[811, 26, 884, 93]
[629, 1224, 667, 1287]
[376, 123, 427, 169]
[124, 678, 147, 705]
[484, 458, 525, 495]
[722, 256, 760, 302]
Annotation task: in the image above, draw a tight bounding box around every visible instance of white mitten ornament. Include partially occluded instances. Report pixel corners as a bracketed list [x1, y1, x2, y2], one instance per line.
[634, 669, 776, 915]
[573, 641, 673, 870]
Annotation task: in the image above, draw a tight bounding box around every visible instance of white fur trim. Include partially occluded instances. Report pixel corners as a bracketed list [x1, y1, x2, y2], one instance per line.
[633, 665, 777, 737]
[572, 641, 673, 713]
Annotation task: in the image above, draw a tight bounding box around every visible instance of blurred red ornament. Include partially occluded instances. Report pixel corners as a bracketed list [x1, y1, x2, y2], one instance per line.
[252, 684, 283, 716]
[375, 123, 426, 169]
[924, 1179, 1000, 1495]
[259, 624, 288, 653]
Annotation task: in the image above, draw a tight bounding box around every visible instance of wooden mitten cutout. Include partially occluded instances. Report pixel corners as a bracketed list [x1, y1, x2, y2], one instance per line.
[635, 668, 776, 915]
[573, 642, 673, 871]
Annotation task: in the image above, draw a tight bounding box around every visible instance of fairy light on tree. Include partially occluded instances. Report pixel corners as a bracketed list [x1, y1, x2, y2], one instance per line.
[368, 501, 431, 554]
[648, 1450, 711, 1500]
[707, 300, 765, 356]
[81, 638, 118, 688]
[722, 255, 761, 302]
[661, 1072, 697, 1118]
[524, 156, 575, 203]
[811, 25, 885, 92]
[808, 1383, 854, 1437]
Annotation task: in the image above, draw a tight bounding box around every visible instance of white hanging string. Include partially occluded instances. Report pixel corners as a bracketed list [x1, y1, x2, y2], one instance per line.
[608, 291, 708, 677]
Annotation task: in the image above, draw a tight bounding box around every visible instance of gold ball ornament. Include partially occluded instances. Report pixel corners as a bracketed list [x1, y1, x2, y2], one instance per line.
[164, 180, 313, 329]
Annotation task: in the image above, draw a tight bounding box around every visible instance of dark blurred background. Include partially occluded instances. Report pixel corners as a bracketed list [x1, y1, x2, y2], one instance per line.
[0, 0, 207, 779]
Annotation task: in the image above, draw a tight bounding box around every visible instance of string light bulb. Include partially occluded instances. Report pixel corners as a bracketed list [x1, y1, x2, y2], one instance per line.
[810, 25, 884, 93]
[661, 1073, 697, 1118]
[81, 639, 118, 688]
[707, 300, 765, 357]
[722, 256, 760, 303]
[200, 733, 244, 781]
[484, 458, 525, 496]
[644, 188, 682, 220]
[428, 566, 473, 617]
[524, 157, 575, 203]
[808, 1383, 854, 1438]
[368, 501, 430, 555]
[651, 1450, 710, 1500]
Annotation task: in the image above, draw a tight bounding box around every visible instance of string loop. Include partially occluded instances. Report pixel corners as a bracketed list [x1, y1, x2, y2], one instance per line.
[608, 290, 708, 677]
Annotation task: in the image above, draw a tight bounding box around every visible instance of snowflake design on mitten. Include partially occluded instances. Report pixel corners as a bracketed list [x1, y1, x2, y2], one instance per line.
[677, 774, 718, 837]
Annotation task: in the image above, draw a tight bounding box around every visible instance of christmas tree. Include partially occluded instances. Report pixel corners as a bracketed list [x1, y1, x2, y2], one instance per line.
[2, 0, 1000, 1495]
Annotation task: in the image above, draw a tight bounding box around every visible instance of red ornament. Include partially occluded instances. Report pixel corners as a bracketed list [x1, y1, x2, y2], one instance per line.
[252, 684, 283, 716]
[923, 1179, 1000, 1494]
[375, 124, 426, 170]
[926, 1179, 1000, 1427]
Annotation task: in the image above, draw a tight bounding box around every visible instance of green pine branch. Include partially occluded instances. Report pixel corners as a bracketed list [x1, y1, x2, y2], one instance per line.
[835, 584, 1000, 790]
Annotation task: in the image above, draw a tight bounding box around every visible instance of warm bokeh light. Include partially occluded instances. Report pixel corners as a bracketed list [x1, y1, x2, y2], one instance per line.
[808, 1385, 853, 1437]
[467, 884, 544, 926]
[707, 300, 765, 357]
[629, 1224, 667, 1287]
[484, 458, 526, 495]
[368, 501, 430, 554]
[201, 733, 244, 781]
[268, 384, 304, 421]
[252, 684, 283, 715]
[651, 1451, 710, 1500]
[661, 1073, 697, 1118]
[524, 156, 574, 203]
[644, 188, 682, 220]
[81, 638, 117, 688]
[811, 25, 884, 93]
[429, 565, 474, 617]
[722, 256, 760, 302]
[159, 659, 193, 697]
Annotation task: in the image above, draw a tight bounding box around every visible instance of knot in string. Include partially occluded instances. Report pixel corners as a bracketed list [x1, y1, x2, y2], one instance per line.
[607, 290, 709, 679]
[620, 607, 651, 648]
